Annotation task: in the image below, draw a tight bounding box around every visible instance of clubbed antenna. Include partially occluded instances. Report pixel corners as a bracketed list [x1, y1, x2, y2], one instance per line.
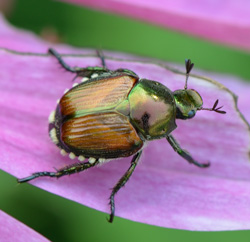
[199, 99, 226, 114]
[185, 59, 194, 90]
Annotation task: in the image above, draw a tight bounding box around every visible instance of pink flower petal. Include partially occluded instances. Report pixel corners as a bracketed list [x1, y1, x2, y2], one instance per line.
[61, 0, 250, 50]
[1, 14, 250, 231]
[0, 210, 49, 242]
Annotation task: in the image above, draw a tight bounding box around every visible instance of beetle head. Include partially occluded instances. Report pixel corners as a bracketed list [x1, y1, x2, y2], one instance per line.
[173, 89, 203, 120]
[174, 59, 226, 120]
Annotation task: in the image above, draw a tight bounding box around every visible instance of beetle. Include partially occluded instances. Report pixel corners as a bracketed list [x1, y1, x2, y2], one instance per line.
[17, 49, 226, 222]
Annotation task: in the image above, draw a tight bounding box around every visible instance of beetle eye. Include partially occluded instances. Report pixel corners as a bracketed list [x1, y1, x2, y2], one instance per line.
[187, 110, 196, 119]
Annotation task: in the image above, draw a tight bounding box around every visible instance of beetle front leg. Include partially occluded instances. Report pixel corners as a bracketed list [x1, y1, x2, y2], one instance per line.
[17, 160, 97, 183]
[166, 134, 210, 168]
[108, 151, 142, 223]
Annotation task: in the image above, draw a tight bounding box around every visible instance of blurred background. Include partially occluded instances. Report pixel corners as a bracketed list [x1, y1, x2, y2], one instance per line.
[1, 0, 250, 241]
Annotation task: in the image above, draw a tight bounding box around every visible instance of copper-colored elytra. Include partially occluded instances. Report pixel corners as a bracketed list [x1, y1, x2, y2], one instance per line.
[60, 75, 137, 117]
[61, 112, 143, 154]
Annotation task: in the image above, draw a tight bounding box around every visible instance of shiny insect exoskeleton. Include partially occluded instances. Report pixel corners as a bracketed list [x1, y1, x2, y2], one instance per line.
[18, 49, 226, 222]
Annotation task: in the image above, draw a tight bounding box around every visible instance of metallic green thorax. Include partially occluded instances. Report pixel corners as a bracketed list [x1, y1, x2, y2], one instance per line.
[128, 79, 177, 140]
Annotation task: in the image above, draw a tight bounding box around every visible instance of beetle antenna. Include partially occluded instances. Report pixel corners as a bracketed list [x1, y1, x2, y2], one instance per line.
[185, 59, 194, 90]
[198, 99, 226, 114]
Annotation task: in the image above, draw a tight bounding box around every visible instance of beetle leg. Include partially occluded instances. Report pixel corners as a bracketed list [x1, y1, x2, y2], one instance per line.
[95, 50, 138, 77]
[96, 49, 107, 68]
[114, 68, 139, 77]
[166, 134, 210, 168]
[17, 160, 97, 183]
[48, 48, 77, 73]
[108, 151, 142, 223]
[48, 48, 139, 79]
[48, 48, 109, 78]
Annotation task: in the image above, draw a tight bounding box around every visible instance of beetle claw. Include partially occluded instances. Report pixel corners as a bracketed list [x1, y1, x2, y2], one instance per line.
[192, 160, 210, 168]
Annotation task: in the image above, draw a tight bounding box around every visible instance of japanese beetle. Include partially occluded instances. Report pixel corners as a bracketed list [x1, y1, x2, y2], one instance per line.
[17, 49, 226, 222]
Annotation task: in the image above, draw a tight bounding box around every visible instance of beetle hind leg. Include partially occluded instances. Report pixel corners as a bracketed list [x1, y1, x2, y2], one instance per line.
[17, 160, 98, 183]
[48, 48, 109, 79]
[48, 48, 77, 73]
[108, 151, 142, 223]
